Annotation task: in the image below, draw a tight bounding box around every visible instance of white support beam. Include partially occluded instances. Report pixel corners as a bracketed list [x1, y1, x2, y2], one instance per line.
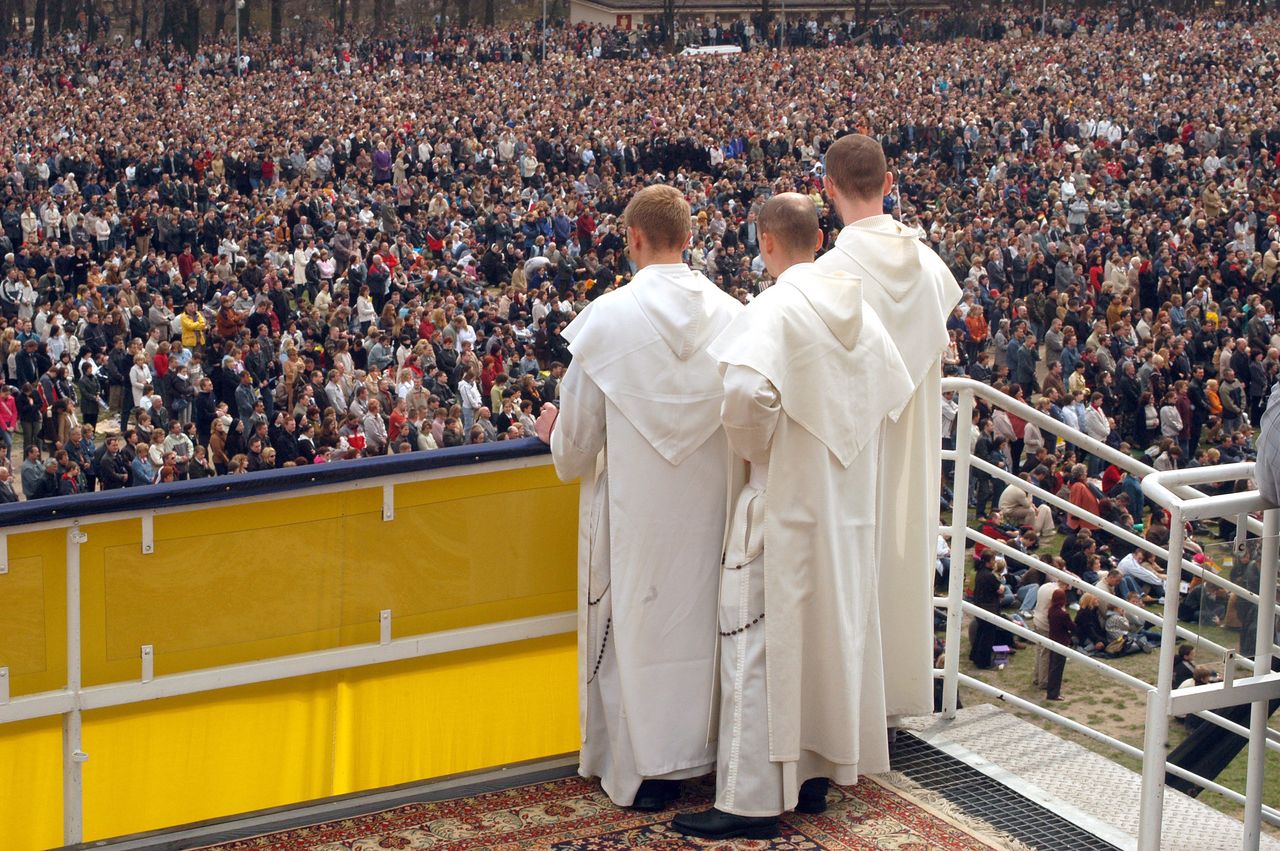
[140, 645, 154, 684]
[379, 610, 391, 646]
[140, 513, 154, 555]
[382, 484, 395, 522]
[0, 533, 7, 574]
[1167, 674, 1280, 717]
[63, 525, 86, 847]
[0, 667, 8, 705]
[0, 611, 575, 726]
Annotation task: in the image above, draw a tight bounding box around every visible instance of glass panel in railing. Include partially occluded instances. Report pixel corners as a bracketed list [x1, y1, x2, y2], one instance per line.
[1170, 538, 1237, 692]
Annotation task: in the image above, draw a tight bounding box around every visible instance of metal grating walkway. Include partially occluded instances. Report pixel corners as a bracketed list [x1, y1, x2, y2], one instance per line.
[892, 731, 1120, 850]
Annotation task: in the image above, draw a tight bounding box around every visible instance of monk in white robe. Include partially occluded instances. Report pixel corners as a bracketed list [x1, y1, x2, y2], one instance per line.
[542, 185, 742, 811]
[674, 194, 914, 840]
[814, 135, 962, 730]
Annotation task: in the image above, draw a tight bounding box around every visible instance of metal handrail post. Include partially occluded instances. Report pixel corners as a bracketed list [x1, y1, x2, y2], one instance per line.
[1243, 508, 1279, 849]
[63, 523, 86, 845]
[941, 387, 973, 718]
[1137, 503, 1185, 850]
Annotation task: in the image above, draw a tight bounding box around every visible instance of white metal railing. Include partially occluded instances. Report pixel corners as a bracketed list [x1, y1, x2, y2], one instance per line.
[937, 377, 1280, 850]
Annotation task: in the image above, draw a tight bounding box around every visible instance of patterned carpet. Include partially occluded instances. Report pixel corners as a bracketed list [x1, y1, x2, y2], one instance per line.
[196, 773, 1024, 850]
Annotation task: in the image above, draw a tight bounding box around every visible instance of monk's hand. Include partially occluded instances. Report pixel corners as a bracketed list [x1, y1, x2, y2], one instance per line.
[535, 403, 558, 444]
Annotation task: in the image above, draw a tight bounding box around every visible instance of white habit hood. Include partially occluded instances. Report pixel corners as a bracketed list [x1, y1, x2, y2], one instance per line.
[828, 214, 960, 386]
[564, 263, 728, 465]
[709, 263, 911, 468]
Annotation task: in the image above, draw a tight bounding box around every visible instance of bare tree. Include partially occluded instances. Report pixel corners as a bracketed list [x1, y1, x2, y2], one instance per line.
[31, 0, 43, 53]
[184, 0, 198, 52]
[856, 0, 873, 30]
[13, 0, 25, 40]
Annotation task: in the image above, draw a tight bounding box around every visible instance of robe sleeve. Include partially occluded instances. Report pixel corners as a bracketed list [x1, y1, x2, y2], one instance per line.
[720, 364, 780, 465]
[549, 359, 606, 482]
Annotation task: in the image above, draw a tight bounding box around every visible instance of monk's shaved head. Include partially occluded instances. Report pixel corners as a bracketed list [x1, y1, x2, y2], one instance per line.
[824, 134, 888, 201]
[757, 193, 820, 255]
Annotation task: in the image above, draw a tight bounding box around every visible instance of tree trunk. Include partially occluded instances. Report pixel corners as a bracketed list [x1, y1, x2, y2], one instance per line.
[662, 0, 675, 53]
[755, 0, 770, 36]
[31, 0, 44, 54]
[333, 0, 343, 31]
[184, 0, 198, 54]
[857, 0, 872, 29]
[269, 0, 280, 42]
[483, 0, 493, 25]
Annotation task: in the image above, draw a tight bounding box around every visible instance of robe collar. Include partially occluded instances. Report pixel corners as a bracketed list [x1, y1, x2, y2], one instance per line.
[776, 262, 862, 351]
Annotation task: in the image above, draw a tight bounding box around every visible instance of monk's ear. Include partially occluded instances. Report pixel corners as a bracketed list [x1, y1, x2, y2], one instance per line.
[812, 227, 825, 256]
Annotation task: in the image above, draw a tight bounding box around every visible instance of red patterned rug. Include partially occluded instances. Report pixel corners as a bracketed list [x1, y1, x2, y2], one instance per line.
[196, 773, 1023, 850]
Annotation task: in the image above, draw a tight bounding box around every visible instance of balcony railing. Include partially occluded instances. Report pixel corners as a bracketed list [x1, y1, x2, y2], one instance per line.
[0, 382, 1277, 850]
[939, 377, 1280, 851]
[0, 438, 580, 849]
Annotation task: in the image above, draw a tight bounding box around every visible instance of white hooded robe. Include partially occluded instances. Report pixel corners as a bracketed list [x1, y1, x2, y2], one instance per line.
[708, 263, 914, 814]
[815, 215, 962, 720]
[550, 263, 742, 804]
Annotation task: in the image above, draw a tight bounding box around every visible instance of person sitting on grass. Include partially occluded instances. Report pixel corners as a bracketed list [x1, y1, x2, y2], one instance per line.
[1073, 593, 1109, 655]
[1116, 548, 1166, 602]
[1103, 601, 1151, 656]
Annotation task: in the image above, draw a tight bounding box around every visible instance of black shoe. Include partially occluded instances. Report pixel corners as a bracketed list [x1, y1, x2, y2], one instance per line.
[796, 777, 829, 814]
[630, 779, 680, 812]
[671, 807, 781, 840]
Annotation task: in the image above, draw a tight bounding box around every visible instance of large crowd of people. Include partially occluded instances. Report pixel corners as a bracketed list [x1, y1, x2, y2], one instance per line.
[0, 6, 1277, 502]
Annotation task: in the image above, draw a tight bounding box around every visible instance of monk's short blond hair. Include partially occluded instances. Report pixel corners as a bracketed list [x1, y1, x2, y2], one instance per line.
[623, 184, 691, 251]
[825, 134, 888, 202]
[758, 192, 820, 254]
